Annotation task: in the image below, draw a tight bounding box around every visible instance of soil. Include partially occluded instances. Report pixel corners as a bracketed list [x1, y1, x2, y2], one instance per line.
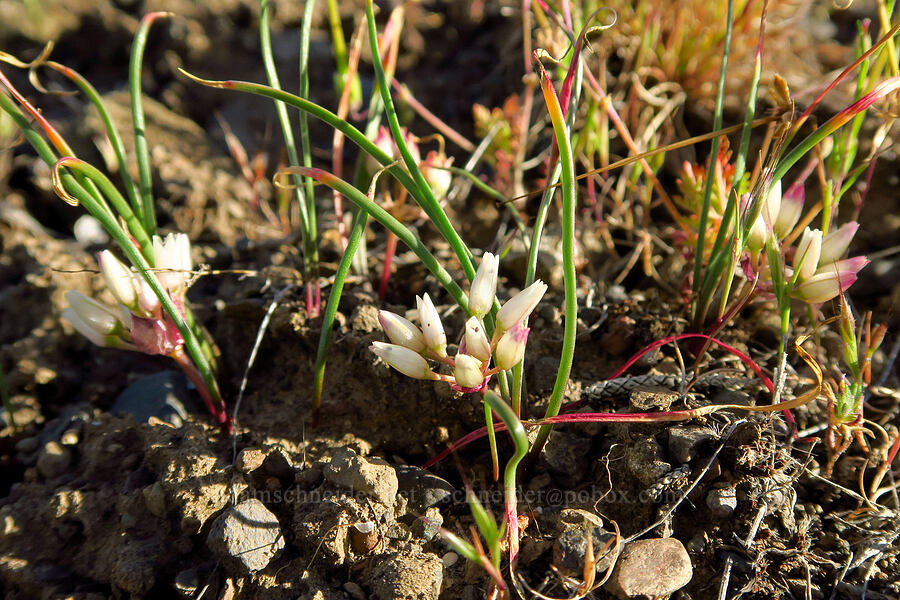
[1, 2, 899, 599]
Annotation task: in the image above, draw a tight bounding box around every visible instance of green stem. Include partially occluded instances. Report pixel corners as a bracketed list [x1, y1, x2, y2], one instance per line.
[530, 68, 578, 462]
[483, 391, 528, 567]
[691, 0, 734, 324]
[312, 207, 367, 417]
[130, 12, 170, 236]
[364, 0, 476, 282]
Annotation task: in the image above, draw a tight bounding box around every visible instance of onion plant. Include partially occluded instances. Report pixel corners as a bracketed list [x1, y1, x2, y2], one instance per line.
[0, 14, 229, 431]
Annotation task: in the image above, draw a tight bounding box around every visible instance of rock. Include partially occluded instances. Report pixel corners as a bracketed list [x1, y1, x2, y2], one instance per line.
[323, 448, 398, 507]
[14, 436, 40, 454]
[111, 371, 191, 427]
[542, 432, 593, 486]
[36, 441, 71, 479]
[363, 549, 443, 600]
[235, 448, 266, 474]
[73, 214, 108, 246]
[442, 552, 458, 567]
[174, 568, 199, 597]
[629, 388, 677, 411]
[706, 486, 738, 519]
[625, 437, 671, 486]
[207, 499, 284, 572]
[411, 506, 443, 542]
[395, 465, 455, 513]
[343, 581, 367, 600]
[143, 482, 167, 518]
[605, 538, 692, 599]
[553, 527, 616, 577]
[556, 509, 605, 534]
[261, 446, 295, 481]
[667, 426, 716, 464]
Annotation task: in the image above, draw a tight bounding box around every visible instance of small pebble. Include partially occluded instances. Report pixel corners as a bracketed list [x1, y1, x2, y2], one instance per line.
[73, 214, 108, 245]
[36, 442, 71, 479]
[343, 581, 367, 600]
[605, 538, 693, 599]
[60, 429, 80, 446]
[363, 549, 443, 600]
[111, 371, 190, 427]
[668, 426, 715, 463]
[441, 552, 459, 567]
[706, 486, 738, 519]
[15, 436, 40, 454]
[553, 527, 616, 576]
[173, 568, 198, 597]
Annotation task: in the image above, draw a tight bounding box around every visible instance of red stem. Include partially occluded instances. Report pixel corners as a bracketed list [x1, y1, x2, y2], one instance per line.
[378, 231, 398, 302]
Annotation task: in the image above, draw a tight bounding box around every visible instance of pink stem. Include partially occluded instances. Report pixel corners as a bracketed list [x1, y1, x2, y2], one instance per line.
[378, 231, 398, 302]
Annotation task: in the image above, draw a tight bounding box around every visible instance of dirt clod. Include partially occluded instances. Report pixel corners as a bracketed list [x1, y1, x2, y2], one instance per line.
[322, 447, 399, 507]
[363, 548, 443, 600]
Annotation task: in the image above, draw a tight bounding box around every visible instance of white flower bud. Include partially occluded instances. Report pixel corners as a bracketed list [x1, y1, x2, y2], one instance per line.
[774, 183, 804, 239]
[378, 310, 426, 353]
[63, 290, 128, 347]
[416, 293, 447, 358]
[468, 252, 498, 318]
[98, 250, 137, 309]
[494, 323, 530, 370]
[793, 228, 822, 281]
[818, 222, 858, 265]
[453, 353, 484, 389]
[464, 317, 492, 362]
[370, 342, 436, 380]
[497, 280, 548, 330]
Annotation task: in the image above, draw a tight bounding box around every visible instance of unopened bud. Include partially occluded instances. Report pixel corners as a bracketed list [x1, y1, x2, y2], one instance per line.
[378, 310, 426, 353]
[463, 317, 492, 362]
[453, 353, 484, 389]
[370, 342, 436, 380]
[793, 228, 822, 281]
[98, 250, 137, 309]
[494, 323, 530, 370]
[497, 280, 547, 331]
[469, 252, 498, 318]
[416, 294, 447, 358]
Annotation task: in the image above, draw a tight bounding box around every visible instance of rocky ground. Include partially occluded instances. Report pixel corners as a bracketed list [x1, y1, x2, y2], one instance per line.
[1, 1, 899, 599]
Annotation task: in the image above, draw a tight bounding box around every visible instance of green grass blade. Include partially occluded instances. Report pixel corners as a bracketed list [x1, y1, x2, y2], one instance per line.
[312, 207, 367, 415]
[53, 158, 153, 261]
[529, 68, 578, 461]
[260, 0, 311, 232]
[298, 0, 319, 275]
[130, 12, 170, 236]
[483, 390, 528, 565]
[691, 0, 734, 323]
[45, 61, 142, 219]
[364, 0, 476, 282]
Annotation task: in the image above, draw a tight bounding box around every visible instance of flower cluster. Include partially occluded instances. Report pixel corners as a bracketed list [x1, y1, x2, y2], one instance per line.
[742, 183, 868, 304]
[370, 252, 547, 392]
[62, 233, 193, 357]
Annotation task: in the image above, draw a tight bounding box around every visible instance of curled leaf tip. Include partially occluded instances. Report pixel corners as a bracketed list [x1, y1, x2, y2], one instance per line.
[177, 68, 226, 88]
